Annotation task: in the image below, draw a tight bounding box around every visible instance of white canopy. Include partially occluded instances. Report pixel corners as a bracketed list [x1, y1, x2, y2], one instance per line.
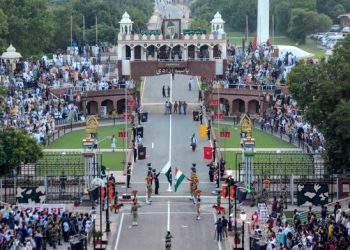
[119, 12, 133, 24]
[211, 12, 225, 24]
[276, 45, 313, 59]
[1, 44, 22, 60]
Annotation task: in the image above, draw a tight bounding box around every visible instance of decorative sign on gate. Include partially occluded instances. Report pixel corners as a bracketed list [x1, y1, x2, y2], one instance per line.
[214, 113, 224, 120]
[239, 114, 253, 138]
[220, 131, 231, 138]
[85, 116, 99, 139]
[127, 100, 135, 107]
[19, 204, 66, 214]
[209, 99, 219, 105]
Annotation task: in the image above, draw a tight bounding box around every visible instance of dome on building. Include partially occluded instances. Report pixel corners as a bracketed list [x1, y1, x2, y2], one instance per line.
[1, 44, 22, 60]
[211, 12, 225, 24]
[119, 12, 134, 24]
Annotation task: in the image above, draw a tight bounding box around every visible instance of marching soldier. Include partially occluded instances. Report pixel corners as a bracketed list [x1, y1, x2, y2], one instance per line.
[147, 163, 153, 180]
[153, 169, 160, 195]
[131, 199, 140, 226]
[188, 164, 199, 204]
[48, 221, 58, 249]
[196, 193, 202, 220]
[165, 231, 172, 250]
[126, 163, 131, 188]
[145, 176, 153, 205]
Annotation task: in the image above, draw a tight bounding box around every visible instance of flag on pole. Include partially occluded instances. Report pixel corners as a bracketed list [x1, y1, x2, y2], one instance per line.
[203, 146, 213, 160]
[174, 167, 185, 192]
[161, 161, 172, 185]
[199, 124, 207, 139]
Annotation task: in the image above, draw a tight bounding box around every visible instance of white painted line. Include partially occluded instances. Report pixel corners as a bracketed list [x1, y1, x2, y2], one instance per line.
[115, 213, 125, 250]
[141, 77, 147, 107]
[124, 212, 213, 215]
[167, 201, 171, 231]
[213, 213, 222, 250]
[152, 142, 154, 149]
[196, 76, 201, 89]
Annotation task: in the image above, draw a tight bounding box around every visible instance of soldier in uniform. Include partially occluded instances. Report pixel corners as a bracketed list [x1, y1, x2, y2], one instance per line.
[207, 161, 215, 182]
[188, 164, 199, 204]
[165, 231, 172, 250]
[131, 199, 140, 226]
[145, 176, 153, 205]
[126, 163, 131, 188]
[153, 169, 161, 195]
[48, 221, 58, 249]
[147, 163, 153, 179]
[195, 192, 202, 220]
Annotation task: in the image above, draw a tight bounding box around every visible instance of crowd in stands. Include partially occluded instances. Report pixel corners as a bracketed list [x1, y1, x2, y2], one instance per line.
[0, 47, 135, 144]
[251, 202, 350, 249]
[222, 43, 295, 90]
[0, 205, 93, 249]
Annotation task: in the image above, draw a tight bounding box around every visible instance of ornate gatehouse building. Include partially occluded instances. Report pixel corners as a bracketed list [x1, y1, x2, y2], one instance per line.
[116, 12, 227, 80]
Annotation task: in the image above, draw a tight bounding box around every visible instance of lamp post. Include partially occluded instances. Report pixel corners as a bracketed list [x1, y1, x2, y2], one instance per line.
[105, 168, 111, 233]
[92, 212, 96, 250]
[240, 211, 247, 249]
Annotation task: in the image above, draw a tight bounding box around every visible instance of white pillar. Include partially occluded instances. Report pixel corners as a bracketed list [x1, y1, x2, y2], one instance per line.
[131, 49, 134, 61]
[183, 48, 187, 60]
[209, 47, 213, 60]
[257, 0, 270, 45]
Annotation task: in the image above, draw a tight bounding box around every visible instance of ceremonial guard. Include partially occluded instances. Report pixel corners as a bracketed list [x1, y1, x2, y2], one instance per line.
[207, 161, 215, 182]
[126, 163, 131, 188]
[195, 190, 202, 220]
[145, 175, 153, 204]
[131, 198, 140, 226]
[165, 231, 172, 250]
[153, 169, 160, 195]
[188, 164, 199, 204]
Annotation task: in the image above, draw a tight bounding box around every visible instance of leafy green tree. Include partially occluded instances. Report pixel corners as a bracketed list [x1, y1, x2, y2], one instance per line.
[287, 8, 332, 43]
[287, 36, 350, 174]
[0, 129, 43, 177]
[0, 9, 8, 53]
[1, 0, 54, 57]
[189, 18, 210, 33]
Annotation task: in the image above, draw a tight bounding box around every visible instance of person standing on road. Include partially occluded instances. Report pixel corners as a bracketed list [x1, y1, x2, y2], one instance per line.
[162, 85, 166, 98]
[183, 101, 187, 115]
[190, 133, 197, 152]
[126, 163, 131, 188]
[165, 231, 172, 250]
[111, 135, 116, 152]
[145, 176, 153, 205]
[133, 145, 137, 162]
[196, 196, 201, 220]
[215, 218, 223, 242]
[153, 169, 160, 195]
[188, 78, 193, 91]
[222, 216, 228, 238]
[198, 90, 202, 102]
[167, 86, 171, 97]
[131, 199, 140, 226]
[169, 101, 172, 114]
[173, 101, 178, 114]
[199, 111, 203, 124]
[178, 101, 182, 114]
[207, 125, 211, 140]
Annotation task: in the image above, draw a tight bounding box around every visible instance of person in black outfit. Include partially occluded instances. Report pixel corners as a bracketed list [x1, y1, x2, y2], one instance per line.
[137, 111, 141, 125]
[167, 86, 170, 97]
[207, 162, 215, 182]
[153, 169, 160, 195]
[162, 85, 166, 98]
[133, 145, 137, 162]
[212, 140, 217, 162]
[199, 111, 203, 125]
[207, 125, 211, 140]
[126, 163, 131, 188]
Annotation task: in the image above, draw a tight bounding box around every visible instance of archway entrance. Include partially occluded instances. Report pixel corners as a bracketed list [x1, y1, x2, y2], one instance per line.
[116, 99, 126, 114]
[232, 99, 245, 114]
[87, 101, 98, 115]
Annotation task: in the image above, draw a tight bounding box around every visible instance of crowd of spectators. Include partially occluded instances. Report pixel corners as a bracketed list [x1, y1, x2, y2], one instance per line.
[253, 202, 350, 249]
[0, 46, 132, 144]
[0, 205, 93, 249]
[223, 42, 297, 90]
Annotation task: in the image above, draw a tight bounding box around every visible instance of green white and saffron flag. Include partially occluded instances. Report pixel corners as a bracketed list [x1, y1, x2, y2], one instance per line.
[174, 167, 185, 192]
[161, 161, 172, 185]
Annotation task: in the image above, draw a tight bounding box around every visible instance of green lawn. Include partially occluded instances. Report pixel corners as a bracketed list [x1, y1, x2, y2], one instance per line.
[226, 31, 325, 59]
[223, 151, 313, 175]
[47, 125, 131, 149]
[102, 152, 126, 171]
[35, 152, 125, 176]
[212, 124, 295, 148]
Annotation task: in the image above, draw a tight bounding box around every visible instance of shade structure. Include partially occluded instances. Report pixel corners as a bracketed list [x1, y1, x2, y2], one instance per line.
[1, 44, 22, 60]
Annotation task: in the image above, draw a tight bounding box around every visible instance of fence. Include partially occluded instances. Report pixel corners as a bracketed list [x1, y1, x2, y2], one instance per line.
[237, 152, 335, 205]
[0, 152, 101, 204]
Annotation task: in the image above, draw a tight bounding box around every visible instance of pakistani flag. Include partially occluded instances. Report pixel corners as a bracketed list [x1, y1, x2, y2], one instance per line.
[174, 167, 185, 192]
[161, 161, 172, 185]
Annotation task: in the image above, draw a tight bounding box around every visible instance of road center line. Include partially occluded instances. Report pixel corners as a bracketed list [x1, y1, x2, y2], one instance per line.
[167, 201, 171, 231]
[115, 213, 125, 250]
[141, 77, 147, 107]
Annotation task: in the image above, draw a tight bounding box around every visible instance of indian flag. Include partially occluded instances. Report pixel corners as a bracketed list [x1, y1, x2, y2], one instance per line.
[174, 167, 185, 192]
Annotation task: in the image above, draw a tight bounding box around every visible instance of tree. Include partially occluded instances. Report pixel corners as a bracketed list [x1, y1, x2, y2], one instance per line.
[189, 18, 210, 33]
[287, 36, 350, 174]
[1, 0, 54, 57]
[0, 9, 8, 53]
[0, 129, 43, 177]
[287, 8, 332, 44]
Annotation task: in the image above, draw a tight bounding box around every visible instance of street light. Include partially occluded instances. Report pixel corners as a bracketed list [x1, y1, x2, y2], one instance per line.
[92, 211, 97, 250]
[240, 211, 247, 249]
[105, 168, 111, 233]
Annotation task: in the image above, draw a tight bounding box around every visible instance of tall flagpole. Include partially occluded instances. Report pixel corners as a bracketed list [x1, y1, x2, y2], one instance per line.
[246, 15, 249, 40]
[83, 15, 85, 43]
[95, 16, 98, 45]
[70, 15, 73, 47]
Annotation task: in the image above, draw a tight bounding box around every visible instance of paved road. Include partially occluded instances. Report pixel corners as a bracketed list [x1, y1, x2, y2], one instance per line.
[112, 74, 230, 250]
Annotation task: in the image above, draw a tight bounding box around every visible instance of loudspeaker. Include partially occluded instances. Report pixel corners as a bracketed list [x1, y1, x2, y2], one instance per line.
[141, 112, 148, 122]
[138, 146, 146, 160]
[136, 126, 144, 138]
